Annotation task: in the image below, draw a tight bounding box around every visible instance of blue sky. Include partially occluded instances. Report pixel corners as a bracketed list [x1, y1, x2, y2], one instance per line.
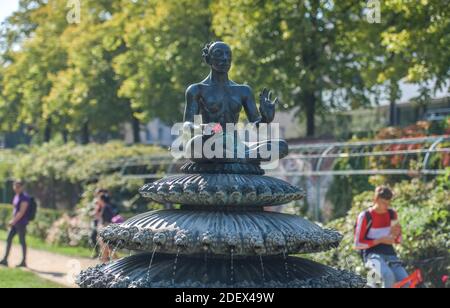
[0, 0, 19, 23]
[0, 0, 446, 103]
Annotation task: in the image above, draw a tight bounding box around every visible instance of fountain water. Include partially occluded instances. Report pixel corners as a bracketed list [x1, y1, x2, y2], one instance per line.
[230, 249, 234, 286]
[259, 255, 266, 284]
[146, 247, 157, 280]
[77, 41, 365, 288]
[77, 157, 365, 288]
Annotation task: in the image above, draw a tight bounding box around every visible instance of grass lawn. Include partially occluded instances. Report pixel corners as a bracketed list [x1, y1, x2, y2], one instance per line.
[0, 268, 64, 288]
[0, 229, 93, 258]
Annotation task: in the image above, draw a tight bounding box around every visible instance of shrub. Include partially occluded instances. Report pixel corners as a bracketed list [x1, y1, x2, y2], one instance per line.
[313, 176, 449, 288]
[46, 213, 90, 247]
[27, 208, 64, 240]
[325, 118, 449, 221]
[2, 141, 166, 210]
[326, 155, 373, 220]
[0, 141, 167, 249]
[0, 204, 63, 241]
[0, 204, 12, 230]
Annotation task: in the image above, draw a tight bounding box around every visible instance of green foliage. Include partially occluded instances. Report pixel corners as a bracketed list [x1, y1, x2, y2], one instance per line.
[0, 149, 14, 183]
[27, 208, 64, 241]
[341, 0, 450, 110]
[0, 0, 215, 141]
[111, 0, 214, 124]
[0, 204, 12, 230]
[380, 0, 450, 89]
[1, 141, 165, 209]
[314, 178, 450, 288]
[0, 0, 69, 135]
[0, 203, 63, 240]
[0, 142, 166, 248]
[0, 268, 63, 288]
[1, 1, 447, 140]
[0, 228, 92, 259]
[326, 156, 373, 220]
[212, 0, 371, 136]
[326, 118, 449, 220]
[12, 141, 163, 183]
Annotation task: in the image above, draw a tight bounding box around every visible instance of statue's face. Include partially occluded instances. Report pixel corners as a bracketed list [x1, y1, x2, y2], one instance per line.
[209, 43, 232, 73]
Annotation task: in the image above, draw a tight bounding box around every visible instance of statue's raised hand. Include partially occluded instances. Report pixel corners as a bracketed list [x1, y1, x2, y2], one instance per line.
[259, 88, 278, 123]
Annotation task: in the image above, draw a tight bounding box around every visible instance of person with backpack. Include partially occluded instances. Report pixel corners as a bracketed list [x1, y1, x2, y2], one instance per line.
[0, 180, 36, 268]
[354, 186, 409, 288]
[96, 193, 121, 262]
[89, 188, 109, 258]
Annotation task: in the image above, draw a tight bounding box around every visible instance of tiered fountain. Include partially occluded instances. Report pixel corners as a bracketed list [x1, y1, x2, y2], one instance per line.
[77, 42, 364, 288]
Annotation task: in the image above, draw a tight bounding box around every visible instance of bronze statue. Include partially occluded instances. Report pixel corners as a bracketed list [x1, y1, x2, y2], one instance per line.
[183, 41, 288, 162]
[77, 41, 365, 289]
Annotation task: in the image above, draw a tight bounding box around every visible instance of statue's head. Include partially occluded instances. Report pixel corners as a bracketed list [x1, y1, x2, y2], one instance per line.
[202, 41, 232, 73]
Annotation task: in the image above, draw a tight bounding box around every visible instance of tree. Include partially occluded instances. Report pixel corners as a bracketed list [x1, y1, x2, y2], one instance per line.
[0, 0, 68, 140]
[1, 0, 447, 142]
[112, 0, 215, 125]
[44, 0, 133, 143]
[1, 0, 215, 143]
[212, 0, 370, 137]
[349, 0, 450, 126]
[383, 0, 449, 90]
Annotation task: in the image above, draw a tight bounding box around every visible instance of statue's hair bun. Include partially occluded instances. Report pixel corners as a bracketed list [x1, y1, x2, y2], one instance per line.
[202, 42, 214, 63]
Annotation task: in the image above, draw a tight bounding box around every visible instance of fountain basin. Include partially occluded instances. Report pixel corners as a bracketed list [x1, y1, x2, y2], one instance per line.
[99, 210, 342, 257]
[180, 161, 265, 175]
[139, 173, 303, 207]
[77, 253, 365, 288]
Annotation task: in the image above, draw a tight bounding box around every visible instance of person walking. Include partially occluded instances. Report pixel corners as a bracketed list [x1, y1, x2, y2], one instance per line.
[89, 188, 109, 258]
[354, 186, 409, 288]
[96, 194, 115, 263]
[0, 180, 31, 268]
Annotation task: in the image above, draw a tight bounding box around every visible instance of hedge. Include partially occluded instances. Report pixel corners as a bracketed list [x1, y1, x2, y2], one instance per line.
[312, 175, 450, 288]
[0, 204, 63, 241]
[1, 141, 166, 210]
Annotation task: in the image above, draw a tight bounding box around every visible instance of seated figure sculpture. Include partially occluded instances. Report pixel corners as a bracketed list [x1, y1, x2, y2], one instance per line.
[76, 41, 366, 290]
[183, 41, 288, 162]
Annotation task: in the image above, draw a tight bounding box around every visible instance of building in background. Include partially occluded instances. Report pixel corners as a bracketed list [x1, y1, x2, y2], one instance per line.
[281, 96, 450, 141]
[0, 128, 33, 149]
[123, 118, 175, 148]
[2, 97, 448, 149]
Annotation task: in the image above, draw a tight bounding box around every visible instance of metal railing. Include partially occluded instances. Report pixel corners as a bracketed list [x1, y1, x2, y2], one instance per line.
[1, 135, 449, 219]
[115, 135, 449, 221]
[113, 135, 450, 178]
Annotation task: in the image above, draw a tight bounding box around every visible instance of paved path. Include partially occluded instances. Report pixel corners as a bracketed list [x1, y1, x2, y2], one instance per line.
[0, 241, 99, 287]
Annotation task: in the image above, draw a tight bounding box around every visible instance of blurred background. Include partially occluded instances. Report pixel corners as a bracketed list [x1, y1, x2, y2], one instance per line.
[0, 0, 448, 287]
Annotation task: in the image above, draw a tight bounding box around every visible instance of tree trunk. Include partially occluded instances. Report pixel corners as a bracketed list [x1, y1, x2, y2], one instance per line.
[304, 91, 316, 137]
[389, 99, 396, 126]
[81, 120, 90, 144]
[132, 116, 141, 144]
[62, 129, 68, 144]
[389, 81, 400, 126]
[44, 117, 52, 142]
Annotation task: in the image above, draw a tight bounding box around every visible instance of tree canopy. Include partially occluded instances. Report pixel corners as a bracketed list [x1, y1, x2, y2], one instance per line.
[0, 0, 448, 141]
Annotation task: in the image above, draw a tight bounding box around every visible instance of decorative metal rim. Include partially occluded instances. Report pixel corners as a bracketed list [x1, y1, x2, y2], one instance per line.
[77, 253, 366, 288]
[180, 161, 265, 175]
[139, 174, 304, 207]
[99, 210, 342, 257]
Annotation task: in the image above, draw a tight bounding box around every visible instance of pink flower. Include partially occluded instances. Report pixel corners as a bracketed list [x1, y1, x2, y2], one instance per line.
[212, 123, 223, 134]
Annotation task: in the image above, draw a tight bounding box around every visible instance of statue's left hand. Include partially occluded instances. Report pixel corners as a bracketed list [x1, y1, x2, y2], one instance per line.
[259, 88, 279, 123]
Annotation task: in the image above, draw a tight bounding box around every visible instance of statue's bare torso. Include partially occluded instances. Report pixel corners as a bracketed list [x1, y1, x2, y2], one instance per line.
[185, 78, 259, 128]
